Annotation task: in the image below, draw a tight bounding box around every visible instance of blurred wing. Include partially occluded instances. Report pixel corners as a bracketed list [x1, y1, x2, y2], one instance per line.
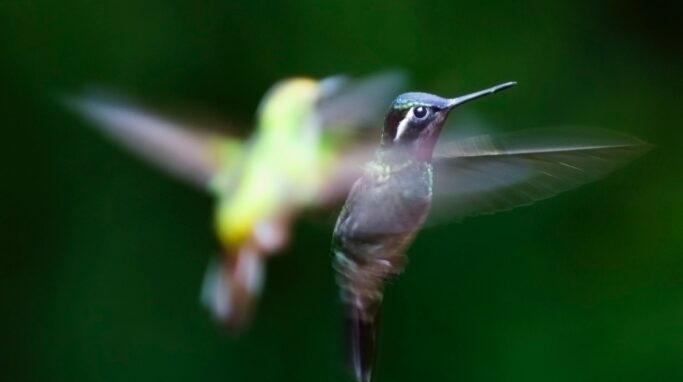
[62, 93, 243, 192]
[310, 71, 406, 206]
[313, 143, 376, 208]
[317, 70, 407, 129]
[430, 127, 651, 223]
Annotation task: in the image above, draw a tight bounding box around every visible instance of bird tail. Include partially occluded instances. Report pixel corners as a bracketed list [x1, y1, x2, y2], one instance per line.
[200, 246, 265, 332]
[334, 248, 402, 382]
[344, 299, 381, 382]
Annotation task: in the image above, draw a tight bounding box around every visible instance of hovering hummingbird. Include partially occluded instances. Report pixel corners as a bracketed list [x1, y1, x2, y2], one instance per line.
[331, 82, 650, 382]
[63, 71, 406, 330]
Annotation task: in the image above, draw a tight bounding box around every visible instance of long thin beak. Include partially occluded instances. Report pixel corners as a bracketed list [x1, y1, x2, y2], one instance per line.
[447, 81, 517, 109]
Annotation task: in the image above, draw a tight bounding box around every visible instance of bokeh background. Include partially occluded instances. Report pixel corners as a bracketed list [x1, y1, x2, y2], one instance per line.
[2, 0, 682, 381]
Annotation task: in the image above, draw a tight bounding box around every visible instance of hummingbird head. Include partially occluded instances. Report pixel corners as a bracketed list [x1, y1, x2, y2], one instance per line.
[382, 81, 516, 161]
[257, 78, 320, 136]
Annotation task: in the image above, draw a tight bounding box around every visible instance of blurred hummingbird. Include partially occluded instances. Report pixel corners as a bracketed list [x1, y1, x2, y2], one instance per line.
[63, 71, 406, 330]
[331, 82, 650, 382]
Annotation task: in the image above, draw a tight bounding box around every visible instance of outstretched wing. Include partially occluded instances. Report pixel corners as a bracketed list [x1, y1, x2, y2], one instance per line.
[62, 92, 243, 192]
[430, 127, 651, 223]
[317, 70, 407, 130]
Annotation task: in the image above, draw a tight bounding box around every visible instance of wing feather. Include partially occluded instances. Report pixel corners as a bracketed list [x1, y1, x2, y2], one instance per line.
[429, 127, 651, 223]
[62, 92, 243, 191]
[317, 70, 407, 129]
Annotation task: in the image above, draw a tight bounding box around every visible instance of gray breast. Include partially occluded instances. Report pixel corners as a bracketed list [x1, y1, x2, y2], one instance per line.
[331, 161, 433, 308]
[333, 162, 432, 258]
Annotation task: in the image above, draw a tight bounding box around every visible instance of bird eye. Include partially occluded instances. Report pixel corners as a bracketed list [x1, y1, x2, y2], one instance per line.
[413, 106, 429, 119]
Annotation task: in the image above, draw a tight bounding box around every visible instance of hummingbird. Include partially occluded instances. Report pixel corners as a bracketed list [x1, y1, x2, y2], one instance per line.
[331, 82, 650, 382]
[62, 71, 406, 330]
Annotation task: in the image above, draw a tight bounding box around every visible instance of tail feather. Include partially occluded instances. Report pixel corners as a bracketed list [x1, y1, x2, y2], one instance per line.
[200, 247, 265, 332]
[345, 303, 380, 382]
[334, 248, 403, 382]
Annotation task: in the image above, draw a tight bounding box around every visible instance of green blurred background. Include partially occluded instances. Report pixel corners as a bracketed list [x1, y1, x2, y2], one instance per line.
[2, 0, 682, 381]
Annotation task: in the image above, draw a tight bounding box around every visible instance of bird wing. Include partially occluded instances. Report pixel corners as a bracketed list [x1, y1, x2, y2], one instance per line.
[317, 70, 407, 130]
[429, 127, 651, 223]
[309, 71, 407, 207]
[62, 92, 244, 192]
[312, 143, 376, 208]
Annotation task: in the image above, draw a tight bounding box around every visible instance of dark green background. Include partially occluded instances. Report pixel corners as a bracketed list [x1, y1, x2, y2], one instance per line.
[2, 1, 681, 381]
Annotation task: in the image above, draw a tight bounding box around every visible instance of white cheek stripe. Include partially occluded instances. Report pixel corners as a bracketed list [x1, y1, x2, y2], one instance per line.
[394, 108, 413, 141]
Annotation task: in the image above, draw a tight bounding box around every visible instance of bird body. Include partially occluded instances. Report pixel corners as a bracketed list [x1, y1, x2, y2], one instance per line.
[63, 72, 406, 330]
[333, 154, 431, 319]
[215, 78, 322, 249]
[331, 82, 650, 382]
[332, 155, 432, 382]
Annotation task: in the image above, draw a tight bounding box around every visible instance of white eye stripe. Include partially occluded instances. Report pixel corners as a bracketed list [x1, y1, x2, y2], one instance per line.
[394, 107, 414, 141]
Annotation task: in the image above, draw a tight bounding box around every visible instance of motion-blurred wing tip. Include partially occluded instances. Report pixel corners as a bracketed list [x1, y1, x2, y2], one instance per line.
[55, 92, 85, 113]
[427, 127, 652, 225]
[58, 91, 121, 123]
